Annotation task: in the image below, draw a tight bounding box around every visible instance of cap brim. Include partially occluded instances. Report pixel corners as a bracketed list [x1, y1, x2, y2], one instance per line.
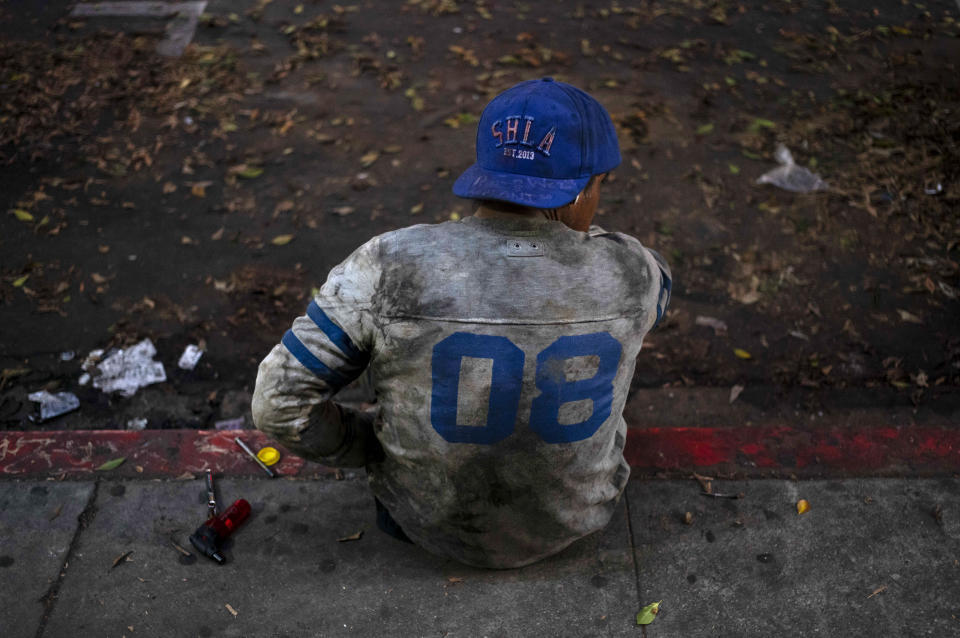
[452, 164, 590, 209]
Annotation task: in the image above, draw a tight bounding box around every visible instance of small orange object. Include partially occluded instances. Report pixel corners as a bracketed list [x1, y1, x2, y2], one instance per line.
[797, 499, 811, 514]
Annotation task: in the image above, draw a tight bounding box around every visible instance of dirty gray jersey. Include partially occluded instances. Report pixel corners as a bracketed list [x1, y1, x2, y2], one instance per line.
[253, 215, 671, 568]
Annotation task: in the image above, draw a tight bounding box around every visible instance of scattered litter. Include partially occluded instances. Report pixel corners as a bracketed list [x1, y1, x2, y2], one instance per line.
[636, 600, 662, 626]
[924, 183, 942, 195]
[867, 585, 887, 599]
[797, 499, 811, 514]
[28, 390, 80, 422]
[126, 417, 148, 431]
[694, 315, 727, 335]
[214, 417, 245, 431]
[225, 603, 238, 617]
[789, 330, 810, 341]
[337, 530, 364, 542]
[178, 344, 204, 370]
[235, 437, 276, 478]
[171, 542, 193, 557]
[83, 339, 166, 397]
[756, 144, 828, 193]
[111, 550, 134, 569]
[60, 351, 76, 361]
[96, 457, 126, 471]
[729, 384, 745, 404]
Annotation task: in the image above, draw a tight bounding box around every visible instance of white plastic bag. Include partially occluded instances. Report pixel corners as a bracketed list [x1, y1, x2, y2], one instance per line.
[757, 144, 828, 193]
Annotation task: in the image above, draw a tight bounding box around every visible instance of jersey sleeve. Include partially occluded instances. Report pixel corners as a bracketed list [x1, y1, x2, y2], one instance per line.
[589, 225, 672, 330]
[252, 236, 383, 467]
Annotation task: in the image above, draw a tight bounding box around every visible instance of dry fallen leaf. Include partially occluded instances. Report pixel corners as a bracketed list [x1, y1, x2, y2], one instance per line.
[683, 511, 694, 525]
[867, 585, 887, 599]
[337, 530, 364, 542]
[797, 499, 811, 514]
[225, 603, 238, 617]
[693, 472, 713, 494]
[733, 348, 752, 360]
[896, 309, 923, 324]
[729, 384, 745, 403]
[271, 234, 294, 246]
[359, 151, 380, 167]
[111, 550, 134, 568]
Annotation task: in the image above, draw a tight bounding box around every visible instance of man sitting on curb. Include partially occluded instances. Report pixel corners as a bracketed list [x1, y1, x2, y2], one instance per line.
[252, 78, 672, 568]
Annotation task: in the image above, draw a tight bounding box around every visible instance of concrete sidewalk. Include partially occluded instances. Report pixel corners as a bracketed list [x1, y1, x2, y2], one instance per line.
[2, 475, 958, 637]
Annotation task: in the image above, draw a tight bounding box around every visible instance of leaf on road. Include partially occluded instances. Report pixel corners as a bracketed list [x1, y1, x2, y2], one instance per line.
[696, 123, 714, 135]
[97, 457, 126, 471]
[748, 117, 776, 132]
[12, 275, 29, 287]
[636, 600, 662, 625]
[359, 151, 380, 167]
[271, 234, 294, 246]
[729, 384, 745, 403]
[12, 209, 34, 222]
[337, 530, 363, 542]
[896, 309, 923, 324]
[797, 499, 811, 514]
[237, 166, 263, 179]
[111, 550, 134, 568]
[733, 348, 752, 359]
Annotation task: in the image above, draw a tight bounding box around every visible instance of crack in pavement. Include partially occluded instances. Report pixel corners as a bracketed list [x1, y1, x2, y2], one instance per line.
[33, 479, 100, 638]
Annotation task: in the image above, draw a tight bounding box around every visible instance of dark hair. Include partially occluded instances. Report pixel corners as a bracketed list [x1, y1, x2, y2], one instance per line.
[474, 174, 603, 214]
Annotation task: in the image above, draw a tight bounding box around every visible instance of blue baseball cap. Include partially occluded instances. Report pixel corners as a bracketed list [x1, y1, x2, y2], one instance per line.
[453, 77, 621, 209]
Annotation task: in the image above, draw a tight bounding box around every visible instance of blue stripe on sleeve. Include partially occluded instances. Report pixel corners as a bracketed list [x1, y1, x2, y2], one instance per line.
[654, 269, 672, 328]
[306, 301, 367, 363]
[282, 329, 349, 388]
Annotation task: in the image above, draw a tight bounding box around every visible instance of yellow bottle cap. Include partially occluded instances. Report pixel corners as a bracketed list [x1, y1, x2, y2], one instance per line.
[257, 446, 280, 466]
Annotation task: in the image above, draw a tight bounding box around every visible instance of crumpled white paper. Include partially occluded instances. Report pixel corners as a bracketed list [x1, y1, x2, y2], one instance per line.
[28, 390, 80, 421]
[178, 344, 204, 370]
[82, 339, 167, 397]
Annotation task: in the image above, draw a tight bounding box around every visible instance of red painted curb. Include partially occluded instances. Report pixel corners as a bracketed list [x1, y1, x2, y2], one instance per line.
[623, 425, 960, 476]
[0, 425, 957, 478]
[0, 430, 329, 478]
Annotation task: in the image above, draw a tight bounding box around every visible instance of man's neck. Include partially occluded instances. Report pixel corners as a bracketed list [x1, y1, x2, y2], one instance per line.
[473, 204, 546, 222]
